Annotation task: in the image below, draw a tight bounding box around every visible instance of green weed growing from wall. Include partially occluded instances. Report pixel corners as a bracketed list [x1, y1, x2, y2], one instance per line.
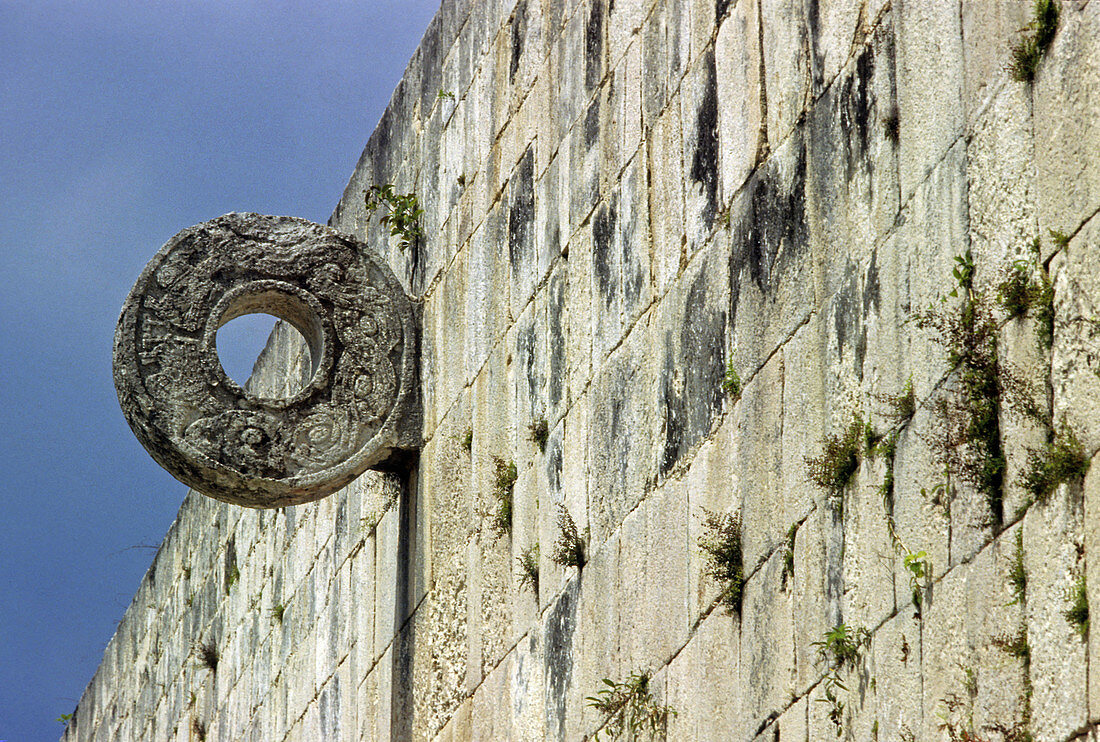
[698, 509, 744, 614]
[1010, 0, 1059, 82]
[364, 184, 424, 251]
[586, 671, 676, 741]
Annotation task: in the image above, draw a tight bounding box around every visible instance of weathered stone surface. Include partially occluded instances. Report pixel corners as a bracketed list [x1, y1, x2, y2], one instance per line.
[75, 2, 1100, 740]
[114, 213, 420, 508]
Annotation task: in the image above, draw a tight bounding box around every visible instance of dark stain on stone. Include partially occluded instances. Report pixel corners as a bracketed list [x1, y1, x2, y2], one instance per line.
[690, 48, 720, 227]
[509, 148, 536, 270]
[547, 432, 563, 494]
[833, 272, 866, 377]
[864, 248, 881, 316]
[837, 42, 875, 182]
[716, 0, 731, 21]
[586, 0, 604, 91]
[662, 270, 727, 474]
[592, 198, 617, 306]
[548, 270, 566, 407]
[511, 0, 527, 81]
[519, 320, 538, 414]
[319, 674, 340, 736]
[584, 95, 601, 151]
[544, 580, 578, 741]
[730, 137, 808, 305]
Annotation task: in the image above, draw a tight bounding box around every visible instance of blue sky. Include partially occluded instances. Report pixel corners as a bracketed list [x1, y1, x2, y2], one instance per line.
[0, 2, 438, 738]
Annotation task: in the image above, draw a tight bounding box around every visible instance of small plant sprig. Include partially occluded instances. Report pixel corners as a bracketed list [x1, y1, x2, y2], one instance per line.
[529, 418, 549, 453]
[904, 550, 931, 615]
[813, 623, 871, 671]
[437, 89, 455, 101]
[364, 184, 424, 251]
[698, 509, 744, 614]
[722, 357, 741, 399]
[516, 545, 539, 595]
[1019, 427, 1089, 507]
[462, 427, 473, 453]
[227, 563, 240, 590]
[995, 236, 1054, 350]
[490, 457, 518, 538]
[806, 416, 867, 515]
[550, 504, 585, 569]
[1066, 572, 1089, 638]
[56, 713, 74, 723]
[1009, 0, 1059, 83]
[879, 377, 916, 423]
[271, 603, 286, 624]
[813, 623, 870, 737]
[1009, 529, 1027, 606]
[197, 642, 219, 673]
[586, 671, 676, 741]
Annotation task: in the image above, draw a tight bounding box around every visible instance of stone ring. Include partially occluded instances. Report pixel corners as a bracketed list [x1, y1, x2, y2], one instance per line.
[113, 213, 420, 508]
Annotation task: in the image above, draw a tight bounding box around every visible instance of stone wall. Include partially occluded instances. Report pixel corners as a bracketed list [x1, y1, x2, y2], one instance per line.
[66, 0, 1100, 739]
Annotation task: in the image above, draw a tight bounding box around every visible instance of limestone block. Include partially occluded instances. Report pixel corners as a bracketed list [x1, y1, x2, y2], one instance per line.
[893, 140, 970, 402]
[791, 506, 835, 696]
[919, 557, 973, 741]
[842, 458, 897, 631]
[807, 20, 901, 302]
[423, 214, 470, 434]
[716, 0, 763, 204]
[759, 0, 816, 148]
[738, 548, 795, 740]
[683, 416, 739, 623]
[619, 481, 690, 672]
[554, 4, 588, 141]
[1034, 1, 1100, 238]
[966, 82, 1037, 282]
[374, 505, 402, 653]
[655, 238, 729, 482]
[608, 0, 646, 71]
[506, 146, 540, 319]
[680, 47, 721, 258]
[569, 98, 603, 230]
[728, 130, 816, 379]
[640, 0, 689, 129]
[777, 694, 809, 742]
[587, 311, 661, 543]
[647, 102, 687, 298]
[1051, 220, 1100, 454]
[664, 608, 740, 740]
[466, 204, 512, 382]
[542, 580, 583, 742]
[737, 349, 786, 572]
[965, 526, 1030, 740]
[893, 0, 965, 202]
[614, 37, 645, 180]
[998, 317, 1052, 523]
[535, 152, 567, 285]
[1023, 490, 1087, 741]
[542, 392, 589, 606]
[871, 609, 923, 742]
[890, 406, 951, 583]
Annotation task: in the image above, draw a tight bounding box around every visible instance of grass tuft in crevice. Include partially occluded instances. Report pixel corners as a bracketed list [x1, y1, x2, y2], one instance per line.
[698, 509, 744, 614]
[1009, 0, 1059, 82]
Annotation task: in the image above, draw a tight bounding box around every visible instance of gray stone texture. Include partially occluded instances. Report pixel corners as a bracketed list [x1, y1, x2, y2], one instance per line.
[72, 0, 1100, 740]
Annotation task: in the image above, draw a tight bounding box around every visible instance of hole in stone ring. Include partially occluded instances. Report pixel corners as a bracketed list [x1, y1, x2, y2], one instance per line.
[209, 282, 327, 402]
[216, 314, 310, 395]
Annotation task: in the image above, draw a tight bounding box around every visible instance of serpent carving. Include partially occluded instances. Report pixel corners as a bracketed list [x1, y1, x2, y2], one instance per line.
[113, 213, 420, 508]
